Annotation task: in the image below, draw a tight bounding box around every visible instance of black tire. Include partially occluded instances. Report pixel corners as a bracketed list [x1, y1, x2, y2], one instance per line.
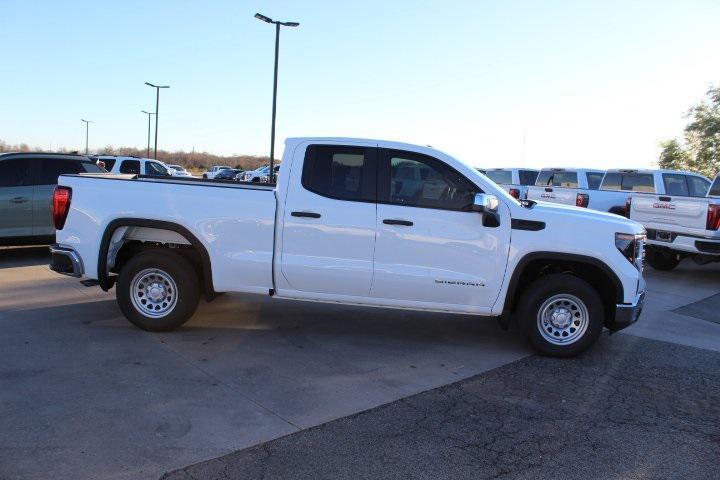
[517, 273, 605, 358]
[116, 250, 200, 332]
[645, 247, 680, 271]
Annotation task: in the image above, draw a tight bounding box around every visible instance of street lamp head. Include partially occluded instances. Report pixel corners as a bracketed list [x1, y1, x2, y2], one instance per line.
[145, 82, 170, 89]
[145, 81, 156, 87]
[280, 21, 299, 27]
[141, 110, 155, 115]
[255, 13, 273, 23]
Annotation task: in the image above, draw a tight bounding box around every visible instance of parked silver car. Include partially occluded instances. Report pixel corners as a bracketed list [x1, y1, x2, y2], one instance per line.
[0, 152, 103, 245]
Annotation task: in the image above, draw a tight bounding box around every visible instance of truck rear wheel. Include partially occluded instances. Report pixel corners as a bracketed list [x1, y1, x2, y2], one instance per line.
[517, 274, 604, 358]
[645, 247, 680, 271]
[116, 250, 200, 331]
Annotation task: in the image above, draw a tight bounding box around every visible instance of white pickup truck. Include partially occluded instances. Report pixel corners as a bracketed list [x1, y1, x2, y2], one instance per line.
[49, 137, 646, 357]
[483, 168, 540, 200]
[202, 165, 232, 179]
[629, 174, 720, 270]
[526, 168, 606, 208]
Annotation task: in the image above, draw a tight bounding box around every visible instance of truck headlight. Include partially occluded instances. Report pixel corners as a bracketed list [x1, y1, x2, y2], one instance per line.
[616, 232, 645, 270]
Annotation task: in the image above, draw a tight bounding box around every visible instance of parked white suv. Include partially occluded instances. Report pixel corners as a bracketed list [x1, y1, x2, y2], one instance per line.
[94, 156, 172, 177]
[202, 166, 231, 179]
[526, 168, 606, 208]
[484, 168, 540, 199]
[628, 173, 719, 270]
[50, 137, 645, 357]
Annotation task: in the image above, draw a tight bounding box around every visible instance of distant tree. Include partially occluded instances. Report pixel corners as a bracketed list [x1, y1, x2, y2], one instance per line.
[660, 86, 720, 178]
[658, 138, 691, 171]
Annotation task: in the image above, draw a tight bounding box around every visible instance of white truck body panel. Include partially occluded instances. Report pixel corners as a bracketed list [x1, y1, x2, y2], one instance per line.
[526, 168, 605, 207]
[56, 137, 645, 317]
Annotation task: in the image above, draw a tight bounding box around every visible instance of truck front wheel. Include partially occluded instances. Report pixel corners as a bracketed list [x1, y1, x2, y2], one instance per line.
[517, 274, 604, 358]
[116, 250, 200, 331]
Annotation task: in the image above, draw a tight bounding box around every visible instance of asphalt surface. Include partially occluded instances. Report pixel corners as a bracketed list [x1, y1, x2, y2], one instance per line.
[1, 247, 718, 480]
[163, 334, 720, 480]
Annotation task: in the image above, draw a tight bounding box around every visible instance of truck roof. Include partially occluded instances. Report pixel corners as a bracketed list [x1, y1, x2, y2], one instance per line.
[605, 168, 707, 177]
[537, 167, 605, 173]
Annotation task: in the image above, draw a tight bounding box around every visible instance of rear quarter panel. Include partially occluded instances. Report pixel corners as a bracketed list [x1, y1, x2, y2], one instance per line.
[56, 176, 276, 294]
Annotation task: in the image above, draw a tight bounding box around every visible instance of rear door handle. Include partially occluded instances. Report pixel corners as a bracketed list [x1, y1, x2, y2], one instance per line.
[383, 219, 413, 226]
[11, 197, 29, 204]
[291, 211, 321, 218]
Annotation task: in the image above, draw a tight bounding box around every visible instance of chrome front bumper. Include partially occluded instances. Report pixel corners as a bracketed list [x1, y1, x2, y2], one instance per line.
[49, 244, 84, 278]
[610, 291, 645, 331]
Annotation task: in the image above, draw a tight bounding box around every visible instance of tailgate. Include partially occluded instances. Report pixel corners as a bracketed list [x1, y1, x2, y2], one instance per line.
[630, 194, 709, 230]
[526, 186, 576, 205]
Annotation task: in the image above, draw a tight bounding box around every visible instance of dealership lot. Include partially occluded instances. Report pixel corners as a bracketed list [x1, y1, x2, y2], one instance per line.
[1, 247, 719, 480]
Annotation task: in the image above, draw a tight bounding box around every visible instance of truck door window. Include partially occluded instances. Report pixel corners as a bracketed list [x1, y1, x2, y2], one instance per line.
[662, 174, 689, 196]
[586, 172, 604, 190]
[0, 159, 36, 187]
[686, 175, 710, 197]
[485, 170, 512, 185]
[301, 145, 376, 202]
[146, 162, 169, 176]
[709, 177, 720, 197]
[102, 158, 116, 171]
[38, 159, 90, 185]
[119, 160, 140, 175]
[519, 170, 539, 185]
[536, 171, 578, 188]
[379, 150, 479, 211]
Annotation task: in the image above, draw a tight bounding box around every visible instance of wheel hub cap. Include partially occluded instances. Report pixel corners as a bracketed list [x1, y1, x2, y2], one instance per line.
[130, 268, 178, 319]
[537, 294, 589, 346]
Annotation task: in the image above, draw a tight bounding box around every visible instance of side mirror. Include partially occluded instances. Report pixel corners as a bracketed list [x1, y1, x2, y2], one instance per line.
[472, 193, 501, 227]
[472, 193, 499, 213]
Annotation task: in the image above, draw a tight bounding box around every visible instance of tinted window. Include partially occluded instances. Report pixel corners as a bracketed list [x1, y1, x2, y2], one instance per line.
[382, 150, 479, 211]
[0, 159, 34, 187]
[709, 177, 720, 197]
[119, 160, 140, 174]
[687, 175, 710, 197]
[485, 170, 513, 185]
[38, 159, 90, 185]
[586, 172, 604, 190]
[662, 174, 689, 196]
[302, 145, 375, 202]
[102, 159, 116, 170]
[602, 172, 654, 192]
[146, 162, 168, 176]
[519, 170, 539, 186]
[535, 170, 578, 188]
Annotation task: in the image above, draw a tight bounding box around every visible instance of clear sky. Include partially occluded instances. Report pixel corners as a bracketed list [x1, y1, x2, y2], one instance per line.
[1, 0, 719, 169]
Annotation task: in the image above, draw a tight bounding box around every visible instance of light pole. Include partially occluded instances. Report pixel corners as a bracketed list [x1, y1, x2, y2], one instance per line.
[144, 82, 170, 159]
[81, 119, 93, 154]
[255, 12, 299, 183]
[141, 110, 156, 158]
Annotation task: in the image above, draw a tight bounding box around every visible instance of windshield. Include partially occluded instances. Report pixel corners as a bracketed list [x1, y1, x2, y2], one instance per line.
[485, 170, 513, 185]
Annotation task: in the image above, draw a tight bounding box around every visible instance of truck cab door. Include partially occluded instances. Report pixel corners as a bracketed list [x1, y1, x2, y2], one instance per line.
[0, 158, 35, 240]
[370, 148, 511, 313]
[278, 142, 378, 297]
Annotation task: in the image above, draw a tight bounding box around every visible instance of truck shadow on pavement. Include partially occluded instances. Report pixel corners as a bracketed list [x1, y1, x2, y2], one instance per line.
[0, 246, 50, 269]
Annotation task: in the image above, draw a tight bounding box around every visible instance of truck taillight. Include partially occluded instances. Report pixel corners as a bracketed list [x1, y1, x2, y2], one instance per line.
[576, 193, 589, 208]
[625, 197, 632, 218]
[509, 188, 520, 199]
[708, 204, 720, 231]
[53, 186, 72, 230]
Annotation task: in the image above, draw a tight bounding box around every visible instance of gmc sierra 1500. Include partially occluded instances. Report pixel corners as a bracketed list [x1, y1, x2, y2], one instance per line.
[49, 137, 646, 357]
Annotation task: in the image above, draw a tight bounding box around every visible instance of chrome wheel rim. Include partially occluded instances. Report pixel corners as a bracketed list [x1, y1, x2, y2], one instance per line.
[537, 294, 589, 345]
[130, 268, 178, 318]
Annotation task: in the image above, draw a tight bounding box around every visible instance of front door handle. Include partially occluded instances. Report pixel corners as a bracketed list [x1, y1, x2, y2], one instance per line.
[11, 197, 29, 204]
[383, 219, 413, 226]
[291, 211, 321, 218]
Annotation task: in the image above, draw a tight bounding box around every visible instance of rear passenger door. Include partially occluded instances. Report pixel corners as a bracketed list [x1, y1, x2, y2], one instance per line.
[279, 142, 378, 297]
[0, 158, 35, 239]
[33, 158, 102, 236]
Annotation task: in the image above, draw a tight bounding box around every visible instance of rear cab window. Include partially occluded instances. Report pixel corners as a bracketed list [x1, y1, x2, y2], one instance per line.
[485, 170, 513, 185]
[535, 170, 578, 188]
[585, 172, 604, 190]
[518, 170, 539, 186]
[601, 172, 655, 192]
[709, 177, 720, 197]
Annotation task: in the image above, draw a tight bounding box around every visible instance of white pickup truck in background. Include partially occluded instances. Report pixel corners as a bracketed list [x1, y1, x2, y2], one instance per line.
[483, 168, 540, 199]
[93, 156, 174, 177]
[526, 168, 605, 208]
[202, 165, 231, 179]
[629, 173, 720, 270]
[49, 137, 646, 357]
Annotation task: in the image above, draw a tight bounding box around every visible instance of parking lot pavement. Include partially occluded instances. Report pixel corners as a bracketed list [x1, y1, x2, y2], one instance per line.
[1, 248, 718, 480]
[0, 247, 530, 480]
[163, 333, 720, 480]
